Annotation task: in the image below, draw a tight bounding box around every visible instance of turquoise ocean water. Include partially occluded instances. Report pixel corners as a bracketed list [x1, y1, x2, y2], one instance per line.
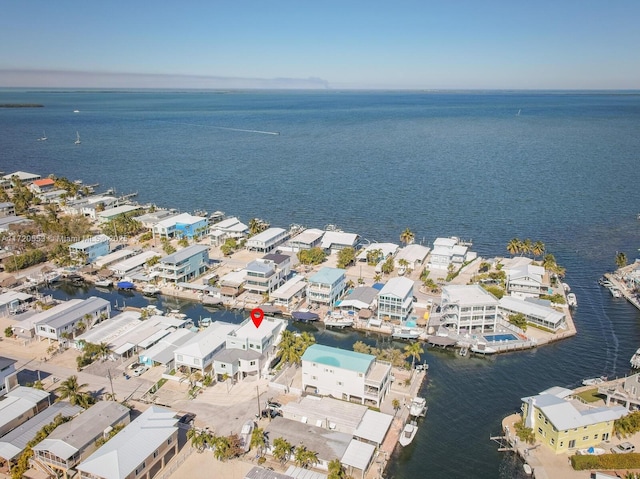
[2, 89, 640, 478]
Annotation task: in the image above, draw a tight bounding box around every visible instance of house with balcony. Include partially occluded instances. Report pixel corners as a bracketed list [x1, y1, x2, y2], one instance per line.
[377, 277, 414, 322]
[155, 245, 209, 284]
[135, 210, 179, 229]
[213, 317, 286, 381]
[244, 253, 291, 294]
[320, 231, 360, 254]
[0, 357, 17, 397]
[287, 228, 325, 251]
[301, 344, 392, 408]
[440, 285, 499, 334]
[76, 406, 178, 479]
[62, 196, 119, 219]
[32, 401, 130, 478]
[521, 386, 627, 454]
[506, 262, 549, 299]
[152, 212, 208, 239]
[270, 276, 307, 309]
[427, 237, 474, 271]
[173, 322, 239, 374]
[2, 171, 41, 186]
[219, 270, 246, 297]
[498, 296, 566, 331]
[599, 373, 640, 410]
[69, 235, 110, 264]
[34, 297, 111, 343]
[246, 227, 289, 253]
[307, 267, 347, 308]
[208, 216, 248, 246]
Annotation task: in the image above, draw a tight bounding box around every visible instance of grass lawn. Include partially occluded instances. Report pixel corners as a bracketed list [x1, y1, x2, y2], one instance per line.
[576, 388, 604, 403]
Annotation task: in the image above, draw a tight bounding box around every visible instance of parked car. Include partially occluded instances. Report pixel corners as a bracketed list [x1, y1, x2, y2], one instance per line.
[611, 442, 635, 454]
[132, 365, 148, 377]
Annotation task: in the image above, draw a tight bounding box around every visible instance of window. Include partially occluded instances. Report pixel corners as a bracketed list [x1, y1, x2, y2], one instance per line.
[537, 412, 542, 419]
[582, 436, 589, 441]
[594, 434, 598, 440]
[603, 433, 609, 441]
[177, 355, 183, 361]
[537, 427, 543, 434]
[568, 440, 575, 449]
[250, 361, 255, 366]
[312, 376, 317, 380]
[153, 450, 159, 458]
[550, 438, 555, 445]
[168, 437, 173, 445]
[560, 441, 564, 447]
[135, 462, 146, 475]
[337, 381, 343, 386]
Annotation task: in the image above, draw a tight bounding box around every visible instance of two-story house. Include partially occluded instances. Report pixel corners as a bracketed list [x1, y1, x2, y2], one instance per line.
[307, 267, 346, 308]
[498, 296, 566, 331]
[506, 263, 549, 298]
[427, 237, 473, 271]
[69, 235, 110, 264]
[173, 322, 238, 374]
[34, 297, 111, 343]
[152, 213, 208, 239]
[208, 216, 248, 246]
[155, 245, 209, 284]
[301, 344, 392, 408]
[246, 227, 289, 253]
[440, 285, 499, 334]
[521, 386, 627, 454]
[377, 277, 414, 322]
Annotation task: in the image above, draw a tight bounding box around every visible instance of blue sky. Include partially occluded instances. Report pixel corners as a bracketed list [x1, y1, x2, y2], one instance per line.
[1, 0, 639, 89]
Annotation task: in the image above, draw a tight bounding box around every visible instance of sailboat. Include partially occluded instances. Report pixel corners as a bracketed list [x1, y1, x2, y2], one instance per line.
[74, 131, 81, 145]
[37, 131, 48, 141]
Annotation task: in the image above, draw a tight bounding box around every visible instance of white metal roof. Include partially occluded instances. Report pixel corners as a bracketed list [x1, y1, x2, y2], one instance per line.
[141, 329, 196, 365]
[499, 296, 565, 326]
[395, 244, 431, 263]
[174, 322, 238, 359]
[271, 276, 306, 300]
[341, 439, 376, 472]
[353, 409, 393, 444]
[109, 251, 158, 274]
[320, 231, 358, 249]
[69, 234, 110, 250]
[95, 249, 135, 268]
[356, 242, 399, 260]
[247, 227, 287, 244]
[442, 284, 499, 306]
[378, 277, 414, 300]
[155, 212, 206, 228]
[289, 228, 325, 246]
[76, 406, 178, 479]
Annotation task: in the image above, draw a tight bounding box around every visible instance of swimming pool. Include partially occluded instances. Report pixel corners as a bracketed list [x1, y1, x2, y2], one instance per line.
[484, 333, 518, 342]
[405, 319, 417, 327]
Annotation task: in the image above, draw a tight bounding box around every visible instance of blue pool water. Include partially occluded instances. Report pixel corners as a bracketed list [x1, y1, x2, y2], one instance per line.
[406, 319, 417, 327]
[484, 333, 518, 342]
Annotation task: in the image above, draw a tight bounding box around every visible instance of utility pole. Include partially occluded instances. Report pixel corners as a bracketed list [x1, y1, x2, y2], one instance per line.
[107, 369, 115, 400]
[256, 385, 261, 420]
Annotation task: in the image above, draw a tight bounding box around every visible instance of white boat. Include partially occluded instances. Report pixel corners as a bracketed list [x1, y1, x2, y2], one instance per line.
[94, 279, 112, 287]
[409, 397, 427, 417]
[576, 447, 606, 456]
[324, 312, 354, 329]
[631, 348, 640, 369]
[562, 282, 570, 293]
[75, 131, 81, 145]
[240, 420, 254, 452]
[142, 285, 161, 296]
[200, 317, 212, 328]
[609, 287, 622, 298]
[567, 293, 577, 308]
[44, 271, 61, 283]
[73, 109, 80, 113]
[392, 327, 421, 341]
[398, 422, 418, 447]
[582, 376, 607, 386]
[523, 463, 532, 475]
[470, 342, 497, 354]
[37, 131, 47, 141]
[398, 266, 406, 276]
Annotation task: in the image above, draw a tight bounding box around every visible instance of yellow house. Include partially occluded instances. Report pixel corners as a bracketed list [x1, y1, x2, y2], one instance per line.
[521, 386, 627, 454]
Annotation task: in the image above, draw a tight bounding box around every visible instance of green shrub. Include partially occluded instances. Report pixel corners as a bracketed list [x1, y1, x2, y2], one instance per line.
[571, 453, 640, 470]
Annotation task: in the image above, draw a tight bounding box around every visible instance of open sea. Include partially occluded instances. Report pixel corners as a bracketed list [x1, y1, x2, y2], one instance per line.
[2, 89, 640, 478]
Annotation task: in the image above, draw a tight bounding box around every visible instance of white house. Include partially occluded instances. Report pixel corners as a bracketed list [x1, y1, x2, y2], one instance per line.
[356, 243, 399, 262]
[506, 263, 549, 298]
[287, 228, 325, 251]
[76, 406, 178, 479]
[246, 227, 288, 253]
[320, 231, 359, 253]
[307, 268, 347, 307]
[499, 296, 566, 331]
[62, 196, 118, 219]
[301, 344, 392, 408]
[270, 276, 307, 309]
[395, 244, 431, 270]
[96, 204, 143, 224]
[427, 237, 473, 271]
[173, 322, 238, 374]
[0, 387, 50, 437]
[376, 277, 414, 322]
[244, 253, 291, 294]
[2, 171, 41, 185]
[0, 202, 15, 217]
[34, 297, 111, 342]
[440, 285, 499, 334]
[109, 251, 159, 278]
[208, 216, 248, 246]
[152, 213, 208, 239]
[69, 235, 110, 264]
[339, 286, 378, 312]
[0, 357, 17, 397]
[135, 210, 179, 229]
[28, 178, 55, 194]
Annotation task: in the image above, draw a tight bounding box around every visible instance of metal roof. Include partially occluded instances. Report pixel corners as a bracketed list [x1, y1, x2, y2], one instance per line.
[341, 439, 376, 472]
[353, 409, 393, 445]
[141, 328, 196, 365]
[33, 297, 110, 330]
[76, 406, 178, 479]
[378, 277, 414, 300]
[69, 234, 110, 250]
[302, 344, 373, 374]
[308, 267, 346, 286]
[160, 244, 209, 265]
[0, 356, 17, 371]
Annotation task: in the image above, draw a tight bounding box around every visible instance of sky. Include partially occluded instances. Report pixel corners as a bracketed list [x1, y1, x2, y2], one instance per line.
[1, 0, 639, 90]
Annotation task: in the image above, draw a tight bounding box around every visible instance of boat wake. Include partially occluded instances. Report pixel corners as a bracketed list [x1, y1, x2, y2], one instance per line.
[211, 125, 280, 135]
[580, 283, 619, 374]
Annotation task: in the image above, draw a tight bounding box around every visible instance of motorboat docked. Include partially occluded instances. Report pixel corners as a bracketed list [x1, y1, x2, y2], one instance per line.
[599, 277, 613, 287]
[142, 285, 161, 296]
[94, 279, 112, 288]
[470, 342, 497, 354]
[142, 305, 163, 316]
[609, 287, 622, 298]
[562, 282, 570, 293]
[44, 271, 61, 283]
[167, 309, 187, 320]
[566, 293, 577, 308]
[324, 311, 354, 329]
[391, 327, 421, 341]
[291, 310, 320, 323]
[200, 317, 212, 328]
[576, 447, 606, 456]
[523, 463, 533, 475]
[409, 397, 428, 417]
[398, 422, 418, 447]
[631, 348, 640, 369]
[582, 376, 607, 386]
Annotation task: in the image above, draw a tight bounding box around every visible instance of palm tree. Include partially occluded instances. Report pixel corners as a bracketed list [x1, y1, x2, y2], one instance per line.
[506, 238, 520, 257]
[294, 445, 319, 469]
[181, 369, 204, 389]
[187, 428, 214, 453]
[55, 375, 93, 408]
[521, 238, 533, 257]
[276, 331, 315, 366]
[272, 437, 293, 464]
[373, 273, 382, 283]
[328, 458, 347, 479]
[616, 251, 628, 269]
[404, 342, 424, 370]
[97, 342, 111, 360]
[532, 241, 545, 259]
[250, 427, 267, 456]
[212, 435, 231, 461]
[400, 228, 415, 246]
[392, 398, 401, 416]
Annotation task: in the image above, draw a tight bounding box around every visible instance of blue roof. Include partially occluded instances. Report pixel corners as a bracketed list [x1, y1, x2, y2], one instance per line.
[302, 344, 374, 373]
[308, 267, 346, 285]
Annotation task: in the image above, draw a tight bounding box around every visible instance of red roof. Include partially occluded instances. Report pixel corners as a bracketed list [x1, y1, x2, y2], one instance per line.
[32, 178, 55, 187]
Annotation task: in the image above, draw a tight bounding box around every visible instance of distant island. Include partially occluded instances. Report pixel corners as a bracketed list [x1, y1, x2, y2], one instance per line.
[0, 103, 44, 108]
